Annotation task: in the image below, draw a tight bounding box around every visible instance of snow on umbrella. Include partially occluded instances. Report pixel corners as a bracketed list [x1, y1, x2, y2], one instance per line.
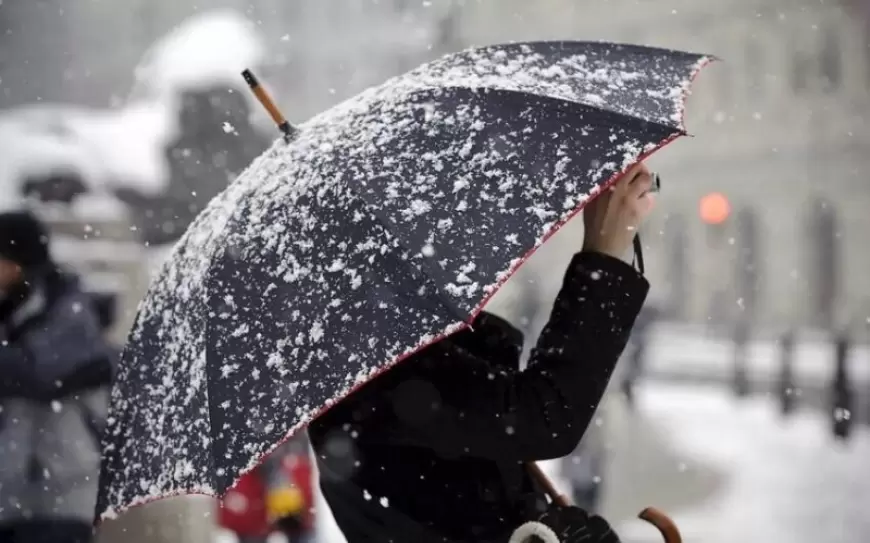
[96, 40, 713, 520]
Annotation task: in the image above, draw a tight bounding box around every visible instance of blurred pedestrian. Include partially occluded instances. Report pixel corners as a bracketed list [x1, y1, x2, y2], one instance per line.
[830, 329, 853, 441]
[731, 320, 751, 398]
[776, 329, 798, 417]
[117, 84, 270, 246]
[156, 85, 269, 244]
[0, 210, 113, 543]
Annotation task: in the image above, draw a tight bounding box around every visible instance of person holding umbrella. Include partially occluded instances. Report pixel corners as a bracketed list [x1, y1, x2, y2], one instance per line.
[96, 41, 711, 543]
[309, 163, 654, 543]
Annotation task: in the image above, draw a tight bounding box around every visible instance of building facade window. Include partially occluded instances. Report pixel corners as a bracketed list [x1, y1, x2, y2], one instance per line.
[819, 25, 842, 92]
[734, 207, 761, 320]
[805, 197, 839, 328]
[791, 50, 811, 93]
[745, 39, 763, 95]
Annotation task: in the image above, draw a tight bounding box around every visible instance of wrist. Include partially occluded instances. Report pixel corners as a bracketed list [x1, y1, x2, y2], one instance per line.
[581, 244, 625, 262]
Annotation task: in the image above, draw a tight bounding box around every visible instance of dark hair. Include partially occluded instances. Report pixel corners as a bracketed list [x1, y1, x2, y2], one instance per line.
[90, 291, 117, 331]
[0, 210, 51, 268]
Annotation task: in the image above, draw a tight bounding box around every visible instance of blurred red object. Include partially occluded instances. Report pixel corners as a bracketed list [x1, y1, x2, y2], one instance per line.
[217, 449, 315, 537]
[218, 469, 270, 538]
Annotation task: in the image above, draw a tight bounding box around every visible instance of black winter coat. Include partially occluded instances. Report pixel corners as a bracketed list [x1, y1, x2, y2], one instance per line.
[309, 252, 649, 543]
[0, 268, 114, 400]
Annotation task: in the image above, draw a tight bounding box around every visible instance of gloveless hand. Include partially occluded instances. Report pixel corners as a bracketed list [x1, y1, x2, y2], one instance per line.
[582, 162, 655, 260]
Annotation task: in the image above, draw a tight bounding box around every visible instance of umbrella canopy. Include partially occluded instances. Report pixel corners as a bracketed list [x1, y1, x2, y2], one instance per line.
[97, 41, 713, 520]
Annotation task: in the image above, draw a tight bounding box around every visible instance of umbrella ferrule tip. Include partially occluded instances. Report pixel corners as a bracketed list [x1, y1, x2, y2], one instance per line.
[241, 69, 258, 87]
[278, 121, 296, 140]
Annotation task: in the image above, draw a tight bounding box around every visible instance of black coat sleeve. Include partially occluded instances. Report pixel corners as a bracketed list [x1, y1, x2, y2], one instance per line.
[370, 251, 649, 462]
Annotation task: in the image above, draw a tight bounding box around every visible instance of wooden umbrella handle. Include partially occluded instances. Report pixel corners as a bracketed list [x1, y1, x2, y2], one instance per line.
[527, 462, 682, 543]
[526, 462, 571, 507]
[241, 68, 295, 140]
[638, 506, 682, 543]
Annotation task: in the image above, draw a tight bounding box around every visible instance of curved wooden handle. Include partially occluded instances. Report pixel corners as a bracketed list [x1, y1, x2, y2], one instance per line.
[638, 506, 682, 543]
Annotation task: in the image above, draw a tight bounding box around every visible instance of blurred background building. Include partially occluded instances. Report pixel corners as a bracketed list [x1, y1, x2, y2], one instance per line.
[1, 0, 869, 542]
[2, 0, 868, 331]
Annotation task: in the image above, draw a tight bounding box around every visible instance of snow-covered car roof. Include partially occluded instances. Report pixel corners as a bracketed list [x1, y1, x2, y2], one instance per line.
[0, 101, 173, 210]
[0, 116, 101, 210]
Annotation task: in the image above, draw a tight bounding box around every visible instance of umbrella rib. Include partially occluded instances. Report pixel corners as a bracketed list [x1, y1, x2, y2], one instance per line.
[428, 39, 710, 134]
[355, 194, 471, 324]
[394, 82, 689, 137]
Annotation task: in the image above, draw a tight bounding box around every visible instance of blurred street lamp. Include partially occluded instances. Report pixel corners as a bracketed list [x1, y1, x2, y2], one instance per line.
[731, 320, 751, 398]
[806, 197, 839, 331]
[830, 330, 854, 441]
[699, 191, 731, 227]
[734, 207, 760, 321]
[663, 212, 689, 320]
[776, 329, 798, 417]
[700, 192, 732, 328]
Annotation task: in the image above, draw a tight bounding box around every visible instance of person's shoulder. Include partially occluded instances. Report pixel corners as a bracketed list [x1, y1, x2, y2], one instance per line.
[309, 361, 401, 440]
[45, 269, 100, 321]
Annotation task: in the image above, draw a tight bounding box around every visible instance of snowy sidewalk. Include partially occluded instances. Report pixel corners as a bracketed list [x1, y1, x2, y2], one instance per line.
[611, 383, 870, 543]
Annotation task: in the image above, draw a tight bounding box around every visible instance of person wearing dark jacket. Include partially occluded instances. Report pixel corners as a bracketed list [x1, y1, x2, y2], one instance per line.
[309, 164, 655, 543]
[620, 304, 660, 409]
[0, 210, 113, 543]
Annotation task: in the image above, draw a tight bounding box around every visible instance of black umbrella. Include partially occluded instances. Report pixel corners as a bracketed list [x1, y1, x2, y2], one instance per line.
[96, 40, 713, 520]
